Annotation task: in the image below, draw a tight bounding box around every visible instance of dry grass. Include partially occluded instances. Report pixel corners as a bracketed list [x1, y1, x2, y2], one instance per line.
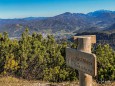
[0, 76, 45, 86]
[0, 76, 115, 86]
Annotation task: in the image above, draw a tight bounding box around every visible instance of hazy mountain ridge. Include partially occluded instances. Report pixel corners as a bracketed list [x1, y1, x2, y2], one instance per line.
[0, 10, 115, 37]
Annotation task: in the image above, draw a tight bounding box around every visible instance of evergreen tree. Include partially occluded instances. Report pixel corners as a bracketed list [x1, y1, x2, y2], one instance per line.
[94, 44, 115, 82]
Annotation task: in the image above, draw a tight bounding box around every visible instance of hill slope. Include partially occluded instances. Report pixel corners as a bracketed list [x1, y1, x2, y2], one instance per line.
[0, 10, 115, 37]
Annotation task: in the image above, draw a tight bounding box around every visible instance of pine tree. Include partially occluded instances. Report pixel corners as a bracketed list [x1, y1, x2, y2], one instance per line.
[94, 44, 115, 82]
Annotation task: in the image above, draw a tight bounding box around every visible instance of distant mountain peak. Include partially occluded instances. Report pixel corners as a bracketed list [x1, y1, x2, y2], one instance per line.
[55, 12, 73, 17]
[94, 9, 112, 12]
[87, 9, 115, 17]
[63, 12, 72, 15]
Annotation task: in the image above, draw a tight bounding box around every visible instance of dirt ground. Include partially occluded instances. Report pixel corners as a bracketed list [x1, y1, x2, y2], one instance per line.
[0, 76, 115, 86]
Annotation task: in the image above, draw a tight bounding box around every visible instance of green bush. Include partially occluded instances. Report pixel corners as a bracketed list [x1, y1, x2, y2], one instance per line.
[0, 29, 77, 82]
[0, 29, 115, 82]
[94, 44, 115, 81]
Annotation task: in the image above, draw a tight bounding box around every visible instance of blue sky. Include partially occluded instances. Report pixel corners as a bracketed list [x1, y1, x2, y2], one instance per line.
[0, 0, 115, 18]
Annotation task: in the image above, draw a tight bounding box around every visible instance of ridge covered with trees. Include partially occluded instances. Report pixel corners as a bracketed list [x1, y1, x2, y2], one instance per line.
[1, 10, 115, 37]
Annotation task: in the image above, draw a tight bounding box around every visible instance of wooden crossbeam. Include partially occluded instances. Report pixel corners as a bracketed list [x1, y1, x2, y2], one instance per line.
[66, 48, 97, 76]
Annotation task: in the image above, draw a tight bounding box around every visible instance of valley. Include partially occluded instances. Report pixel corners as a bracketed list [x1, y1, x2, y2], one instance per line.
[0, 10, 115, 38]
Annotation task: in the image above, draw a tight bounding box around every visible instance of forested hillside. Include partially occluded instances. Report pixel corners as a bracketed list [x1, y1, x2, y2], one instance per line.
[0, 30, 115, 83]
[75, 32, 115, 49]
[1, 10, 115, 37]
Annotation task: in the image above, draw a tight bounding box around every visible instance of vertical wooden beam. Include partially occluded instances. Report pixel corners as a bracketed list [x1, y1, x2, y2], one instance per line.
[77, 37, 92, 86]
[74, 35, 96, 44]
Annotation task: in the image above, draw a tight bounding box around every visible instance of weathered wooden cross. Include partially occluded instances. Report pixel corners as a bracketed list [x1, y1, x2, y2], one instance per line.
[66, 35, 97, 86]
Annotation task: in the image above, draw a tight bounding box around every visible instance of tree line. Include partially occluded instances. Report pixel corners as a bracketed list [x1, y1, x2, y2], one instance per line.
[0, 29, 115, 82]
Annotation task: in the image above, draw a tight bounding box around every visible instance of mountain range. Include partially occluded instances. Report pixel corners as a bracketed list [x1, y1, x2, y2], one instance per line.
[0, 10, 115, 37]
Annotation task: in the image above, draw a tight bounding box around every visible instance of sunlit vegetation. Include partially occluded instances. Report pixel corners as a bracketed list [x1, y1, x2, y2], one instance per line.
[0, 29, 115, 83]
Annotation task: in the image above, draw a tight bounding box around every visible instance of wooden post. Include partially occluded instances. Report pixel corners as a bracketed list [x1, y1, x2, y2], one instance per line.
[66, 35, 96, 86]
[77, 37, 92, 86]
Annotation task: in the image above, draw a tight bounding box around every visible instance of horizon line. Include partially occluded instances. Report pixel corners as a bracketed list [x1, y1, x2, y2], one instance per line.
[0, 9, 115, 19]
